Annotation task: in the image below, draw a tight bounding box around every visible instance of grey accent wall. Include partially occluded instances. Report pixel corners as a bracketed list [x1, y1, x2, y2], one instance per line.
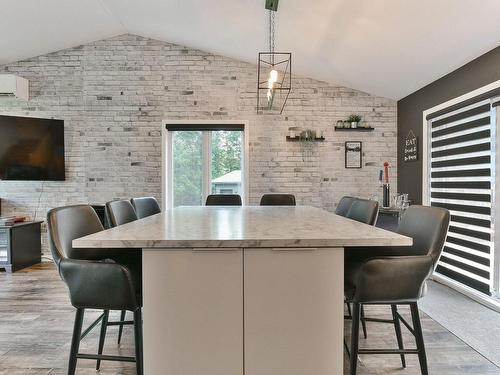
[0, 34, 397, 252]
[398, 45, 500, 204]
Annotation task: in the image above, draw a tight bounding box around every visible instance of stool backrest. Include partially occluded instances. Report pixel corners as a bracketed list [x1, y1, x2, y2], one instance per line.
[397, 205, 450, 268]
[106, 199, 138, 227]
[346, 199, 379, 226]
[260, 194, 296, 206]
[131, 196, 161, 219]
[47, 205, 104, 267]
[205, 194, 242, 206]
[335, 196, 355, 216]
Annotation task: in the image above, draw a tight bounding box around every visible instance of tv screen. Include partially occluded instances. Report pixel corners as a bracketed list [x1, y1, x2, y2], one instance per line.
[0, 115, 65, 181]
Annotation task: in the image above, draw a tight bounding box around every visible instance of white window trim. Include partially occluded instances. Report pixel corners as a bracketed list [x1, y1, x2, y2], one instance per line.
[422, 79, 500, 312]
[161, 120, 250, 210]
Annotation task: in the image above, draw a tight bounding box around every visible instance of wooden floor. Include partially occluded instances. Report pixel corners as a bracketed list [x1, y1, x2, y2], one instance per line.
[0, 262, 499, 375]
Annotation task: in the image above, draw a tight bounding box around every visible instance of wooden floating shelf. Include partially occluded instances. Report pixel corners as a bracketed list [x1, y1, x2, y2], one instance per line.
[286, 136, 325, 142]
[334, 127, 374, 132]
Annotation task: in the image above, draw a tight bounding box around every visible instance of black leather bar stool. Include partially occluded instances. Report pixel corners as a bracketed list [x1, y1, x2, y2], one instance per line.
[47, 205, 143, 375]
[131, 196, 161, 219]
[259, 193, 296, 206]
[345, 199, 379, 225]
[106, 199, 138, 226]
[345, 205, 450, 375]
[335, 196, 355, 216]
[205, 194, 242, 206]
[106, 199, 142, 345]
[343, 198, 379, 338]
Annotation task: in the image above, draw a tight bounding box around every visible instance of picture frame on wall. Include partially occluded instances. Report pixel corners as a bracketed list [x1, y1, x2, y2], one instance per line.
[345, 141, 362, 168]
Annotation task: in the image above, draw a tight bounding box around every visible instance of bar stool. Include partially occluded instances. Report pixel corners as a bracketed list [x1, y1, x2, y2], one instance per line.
[131, 196, 161, 219]
[205, 194, 242, 206]
[335, 196, 355, 216]
[47, 205, 143, 375]
[345, 205, 450, 375]
[259, 194, 296, 206]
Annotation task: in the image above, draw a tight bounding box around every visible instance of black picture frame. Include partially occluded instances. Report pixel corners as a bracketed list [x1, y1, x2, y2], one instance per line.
[345, 141, 362, 168]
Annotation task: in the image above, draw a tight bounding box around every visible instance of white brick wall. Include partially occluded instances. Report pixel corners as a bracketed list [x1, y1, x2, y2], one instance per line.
[0, 34, 397, 253]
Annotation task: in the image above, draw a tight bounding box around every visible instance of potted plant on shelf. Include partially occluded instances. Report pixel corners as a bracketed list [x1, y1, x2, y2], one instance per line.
[348, 114, 362, 128]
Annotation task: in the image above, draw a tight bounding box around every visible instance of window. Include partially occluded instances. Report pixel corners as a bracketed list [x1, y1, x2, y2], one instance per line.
[424, 83, 500, 302]
[163, 122, 248, 209]
[428, 100, 494, 295]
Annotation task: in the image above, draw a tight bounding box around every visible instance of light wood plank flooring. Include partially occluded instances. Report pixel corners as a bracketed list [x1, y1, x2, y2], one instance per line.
[0, 262, 499, 374]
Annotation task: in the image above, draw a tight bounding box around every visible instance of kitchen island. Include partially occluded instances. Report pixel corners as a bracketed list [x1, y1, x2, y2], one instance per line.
[73, 206, 412, 375]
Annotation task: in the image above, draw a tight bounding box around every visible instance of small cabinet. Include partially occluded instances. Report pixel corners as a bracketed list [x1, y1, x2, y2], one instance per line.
[0, 221, 42, 272]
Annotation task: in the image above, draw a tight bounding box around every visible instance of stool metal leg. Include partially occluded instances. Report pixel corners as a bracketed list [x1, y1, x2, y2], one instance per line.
[391, 304, 406, 368]
[134, 309, 144, 375]
[68, 308, 84, 375]
[410, 303, 428, 375]
[349, 302, 361, 375]
[360, 305, 367, 339]
[96, 310, 109, 370]
[118, 310, 126, 344]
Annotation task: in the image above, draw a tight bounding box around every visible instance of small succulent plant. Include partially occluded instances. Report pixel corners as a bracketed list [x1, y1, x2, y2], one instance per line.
[348, 114, 362, 123]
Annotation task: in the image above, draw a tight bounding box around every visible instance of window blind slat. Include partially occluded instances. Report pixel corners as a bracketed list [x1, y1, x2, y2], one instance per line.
[443, 246, 490, 266]
[450, 214, 491, 229]
[431, 142, 490, 159]
[431, 168, 490, 178]
[432, 116, 490, 138]
[436, 265, 490, 294]
[431, 129, 490, 148]
[431, 181, 491, 190]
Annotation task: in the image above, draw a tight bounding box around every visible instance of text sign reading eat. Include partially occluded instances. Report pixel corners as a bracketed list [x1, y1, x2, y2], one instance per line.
[404, 130, 418, 162]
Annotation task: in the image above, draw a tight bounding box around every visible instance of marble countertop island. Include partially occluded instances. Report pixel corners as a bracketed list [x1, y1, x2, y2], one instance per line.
[73, 206, 412, 249]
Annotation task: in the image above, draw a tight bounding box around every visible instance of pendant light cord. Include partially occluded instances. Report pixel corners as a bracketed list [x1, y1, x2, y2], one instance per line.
[269, 10, 276, 64]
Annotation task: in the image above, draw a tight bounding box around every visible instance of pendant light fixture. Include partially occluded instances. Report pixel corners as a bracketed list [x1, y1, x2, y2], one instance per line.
[257, 0, 291, 114]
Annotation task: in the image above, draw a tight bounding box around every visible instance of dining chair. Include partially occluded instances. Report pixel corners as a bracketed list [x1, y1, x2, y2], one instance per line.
[106, 199, 141, 344]
[106, 199, 138, 226]
[335, 196, 355, 216]
[47, 205, 143, 375]
[259, 193, 296, 206]
[205, 194, 242, 206]
[131, 196, 161, 219]
[345, 205, 450, 375]
[345, 198, 379, 225]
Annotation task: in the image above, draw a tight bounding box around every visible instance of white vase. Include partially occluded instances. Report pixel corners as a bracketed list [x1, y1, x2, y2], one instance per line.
[351, 121, 357, 128]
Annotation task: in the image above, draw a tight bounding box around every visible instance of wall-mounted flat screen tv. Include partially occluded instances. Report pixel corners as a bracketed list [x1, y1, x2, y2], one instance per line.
[0, 115, 65, 181]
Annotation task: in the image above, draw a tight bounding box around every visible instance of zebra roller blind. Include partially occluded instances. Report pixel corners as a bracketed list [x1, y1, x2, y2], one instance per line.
[428, 100, 495, 295]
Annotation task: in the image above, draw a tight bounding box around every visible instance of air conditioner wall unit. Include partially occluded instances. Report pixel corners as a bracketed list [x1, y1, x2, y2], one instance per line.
[0, 74, 29, 101]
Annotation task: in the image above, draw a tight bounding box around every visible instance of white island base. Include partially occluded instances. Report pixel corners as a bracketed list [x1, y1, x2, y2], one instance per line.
[143, 247, 344, 375]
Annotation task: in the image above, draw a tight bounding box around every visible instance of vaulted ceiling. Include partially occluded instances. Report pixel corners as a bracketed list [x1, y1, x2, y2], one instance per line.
[1, 0, 500, 99]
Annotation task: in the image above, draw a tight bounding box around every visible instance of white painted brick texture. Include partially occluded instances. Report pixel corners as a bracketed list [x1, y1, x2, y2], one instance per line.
[0, 34, 397, 253]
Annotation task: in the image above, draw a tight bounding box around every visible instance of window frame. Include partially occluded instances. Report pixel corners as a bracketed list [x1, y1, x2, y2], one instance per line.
[162, 120, 250, 210]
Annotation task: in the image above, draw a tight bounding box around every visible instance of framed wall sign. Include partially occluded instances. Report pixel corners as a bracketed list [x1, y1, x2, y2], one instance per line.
[404, 130, 418, 162]
[345, 141, 362, 168]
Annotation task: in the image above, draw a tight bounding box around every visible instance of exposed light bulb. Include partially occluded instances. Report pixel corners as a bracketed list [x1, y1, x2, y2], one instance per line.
[269, 69, 278, 81]
[267, 69, 278, 105]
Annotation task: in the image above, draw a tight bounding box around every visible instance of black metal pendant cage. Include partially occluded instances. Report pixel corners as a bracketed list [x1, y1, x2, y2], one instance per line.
[257, 52, 292, 114]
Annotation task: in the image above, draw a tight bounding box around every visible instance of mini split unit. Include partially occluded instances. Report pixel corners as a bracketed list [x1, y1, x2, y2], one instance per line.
[0, 74, 29, 101]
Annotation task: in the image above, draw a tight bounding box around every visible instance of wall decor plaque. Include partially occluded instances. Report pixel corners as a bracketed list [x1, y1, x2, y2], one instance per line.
[404, 130, 418, 162]
[345, 141, 362, 168]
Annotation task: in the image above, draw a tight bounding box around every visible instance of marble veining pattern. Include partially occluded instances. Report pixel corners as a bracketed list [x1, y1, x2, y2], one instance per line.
[73, 206, 412, 249]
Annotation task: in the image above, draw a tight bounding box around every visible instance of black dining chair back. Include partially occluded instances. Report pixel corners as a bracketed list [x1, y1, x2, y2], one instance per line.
[106, 199, 138, 227]
[205, 194, 242, 206]
[259, 194, 296, 206]
[335, 196, 355, 216]
[131, 196, 161, 219]
[47, 204, 106, 266]
[345, 199, 379, 225]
